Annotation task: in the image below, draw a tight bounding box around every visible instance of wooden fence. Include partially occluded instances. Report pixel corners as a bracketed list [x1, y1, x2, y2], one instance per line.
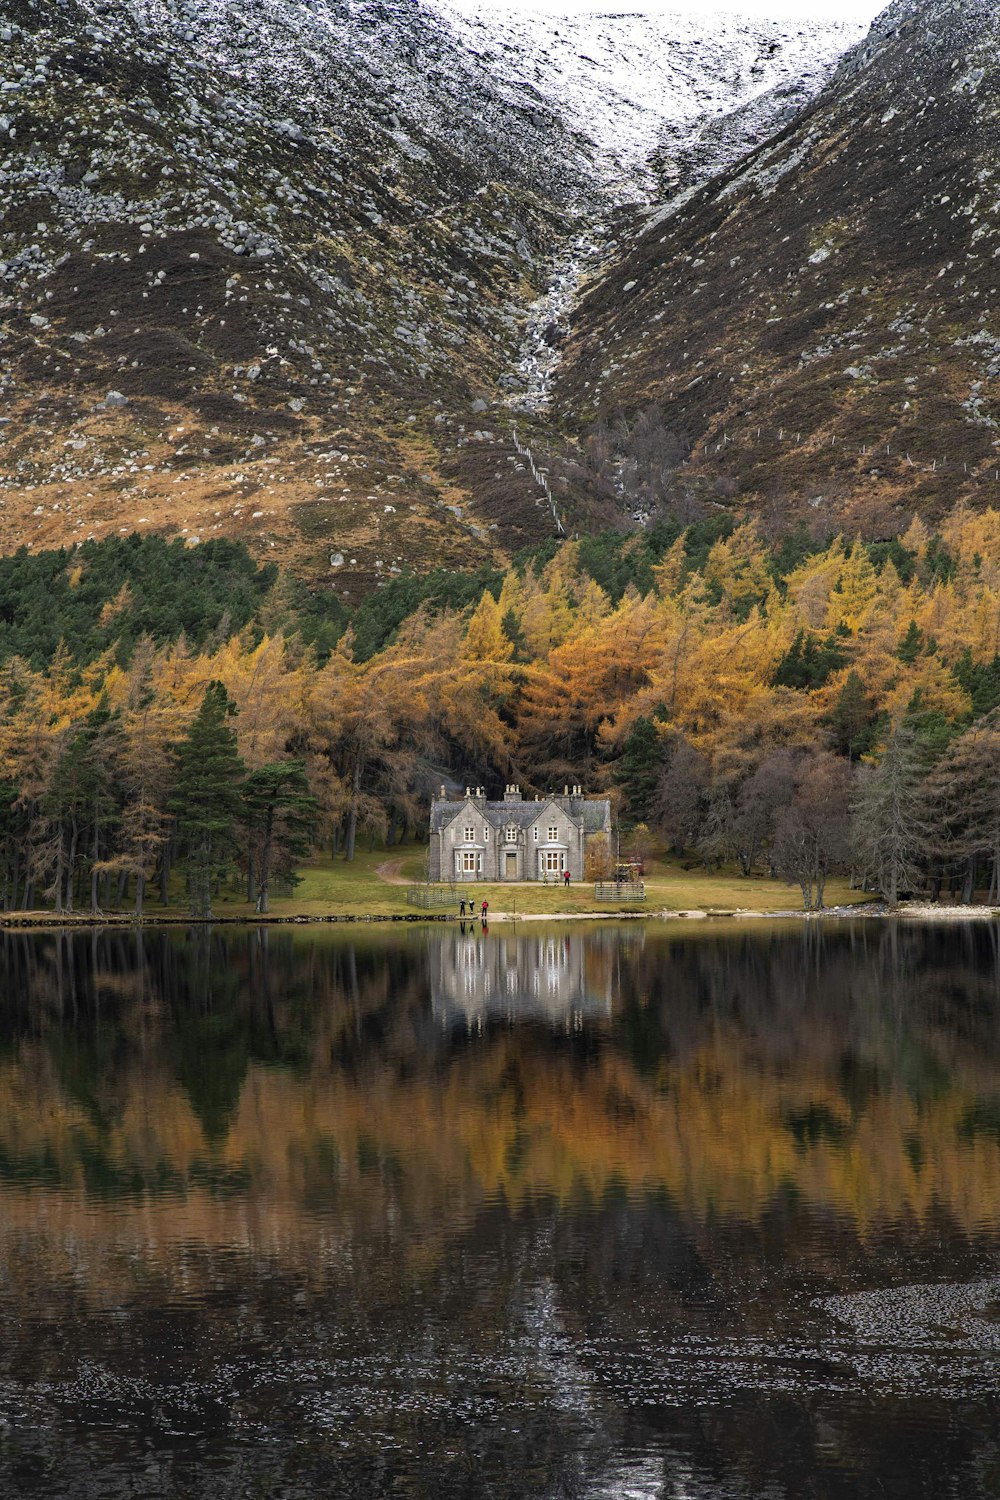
[594, 881, 646, 902]
[405, 883, 459, 908]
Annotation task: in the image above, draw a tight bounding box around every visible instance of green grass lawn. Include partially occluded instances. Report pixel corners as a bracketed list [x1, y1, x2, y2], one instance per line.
[260, 850, 868, 920]
[2, 847, 871, 924]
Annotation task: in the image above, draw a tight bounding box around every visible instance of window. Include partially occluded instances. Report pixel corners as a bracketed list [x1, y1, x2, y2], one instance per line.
[462, 850, 478, 872]
[506, 827, 518, 843]
[547, 825, 559, 842]
[464, 826, 475, 842]
[544, 850, 563, 873]
[484, 826, 489, 841]
[533, 827, 538, 842]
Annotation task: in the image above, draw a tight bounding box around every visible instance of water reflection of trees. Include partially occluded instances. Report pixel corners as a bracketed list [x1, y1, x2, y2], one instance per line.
[0, 922, 999, 1240]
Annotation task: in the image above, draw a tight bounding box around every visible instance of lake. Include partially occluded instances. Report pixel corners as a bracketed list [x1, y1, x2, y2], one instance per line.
[0, 918, 999, 1497]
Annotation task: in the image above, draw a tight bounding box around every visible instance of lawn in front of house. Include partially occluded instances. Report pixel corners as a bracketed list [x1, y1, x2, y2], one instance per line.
[259, 849, 869, 919]
[0, 847, 870, 924]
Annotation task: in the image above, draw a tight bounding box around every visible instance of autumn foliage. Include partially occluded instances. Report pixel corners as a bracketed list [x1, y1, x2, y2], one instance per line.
[6, 507, 1000, 909]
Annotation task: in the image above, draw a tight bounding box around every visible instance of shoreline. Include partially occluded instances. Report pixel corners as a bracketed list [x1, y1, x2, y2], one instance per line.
[0, 900, 901, 929]
[2, 901, 998, 931]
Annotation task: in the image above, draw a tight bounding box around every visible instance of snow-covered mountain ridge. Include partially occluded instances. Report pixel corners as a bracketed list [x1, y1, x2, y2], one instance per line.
[0, 0, 867, 585]
[426, 2, 863, 196]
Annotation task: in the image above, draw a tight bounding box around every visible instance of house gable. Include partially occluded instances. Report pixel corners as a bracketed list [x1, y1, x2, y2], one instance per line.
[526, 800, 576, 843]
[429, 788, 612, 882]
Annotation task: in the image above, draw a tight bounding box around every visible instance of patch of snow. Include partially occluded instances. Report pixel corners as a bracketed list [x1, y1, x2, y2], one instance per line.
[427, 1, 865, 200]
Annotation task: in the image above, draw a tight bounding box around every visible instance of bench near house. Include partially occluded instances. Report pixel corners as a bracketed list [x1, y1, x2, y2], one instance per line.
[428, 784, 613, 883]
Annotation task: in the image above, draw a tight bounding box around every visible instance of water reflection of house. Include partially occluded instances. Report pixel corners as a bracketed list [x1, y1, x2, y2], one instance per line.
[429, 930, 614, 1028]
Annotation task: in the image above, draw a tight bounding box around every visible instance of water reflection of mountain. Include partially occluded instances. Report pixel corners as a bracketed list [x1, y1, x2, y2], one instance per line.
[429, 928, 616, 1028]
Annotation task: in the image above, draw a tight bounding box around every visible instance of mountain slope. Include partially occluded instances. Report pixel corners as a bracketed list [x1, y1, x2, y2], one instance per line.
[0, 0, 858, 589]
[1, 0, 603, 589]
[554, 0, 1000, 535]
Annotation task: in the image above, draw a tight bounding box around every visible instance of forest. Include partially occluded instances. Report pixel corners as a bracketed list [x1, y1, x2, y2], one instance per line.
[3, 506, 1000, 914]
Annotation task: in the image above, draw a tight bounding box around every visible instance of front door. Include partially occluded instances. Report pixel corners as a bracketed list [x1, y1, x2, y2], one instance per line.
[505, 851, 517, 879]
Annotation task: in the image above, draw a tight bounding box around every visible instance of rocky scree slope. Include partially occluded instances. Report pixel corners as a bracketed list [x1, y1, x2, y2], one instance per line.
[554, 0, 1000, 537]
[0, 0, 856, 588]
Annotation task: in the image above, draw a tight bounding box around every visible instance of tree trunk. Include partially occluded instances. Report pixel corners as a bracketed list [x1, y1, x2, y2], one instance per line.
[160, 838, 172, 905]
[65, 821, 80, 913]
[962, 858, 975, 905]
[345, 758, 362, 862]
[54, 830, 65, 915]
[135, 871, 145, 917]
[258, 809, 274, 915]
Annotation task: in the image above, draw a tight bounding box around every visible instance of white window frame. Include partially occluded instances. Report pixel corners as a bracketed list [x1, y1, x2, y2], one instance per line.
[533, 826, 538, 842]
[461, 850, 479, 873]
[506, 826, 518, 843]
[547, 825, 559, 842]
[484, 826, 489, 841]
[544, 849, 563, 874]
[464, 825, 475, 843]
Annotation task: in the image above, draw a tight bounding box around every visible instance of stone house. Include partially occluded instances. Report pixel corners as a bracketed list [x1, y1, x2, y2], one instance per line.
[428, 784, 613, 883]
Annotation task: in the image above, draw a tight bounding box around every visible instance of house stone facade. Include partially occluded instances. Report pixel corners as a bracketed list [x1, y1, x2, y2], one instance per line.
[428, 784, 612, 883]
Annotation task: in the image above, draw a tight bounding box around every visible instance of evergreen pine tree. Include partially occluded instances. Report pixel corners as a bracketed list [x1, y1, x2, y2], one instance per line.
[852, 726, 928, 906]
[828, 669, 877, 758]
[170, 682, 246, 918]
[241, 760, 316, 913]
[897, 620, 923, 664]
[615, 715, 666, 826]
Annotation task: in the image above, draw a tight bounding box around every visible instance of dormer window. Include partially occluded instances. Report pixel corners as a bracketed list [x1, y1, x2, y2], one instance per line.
[506, 826, 517, 843]
[464, 826, 475, 842]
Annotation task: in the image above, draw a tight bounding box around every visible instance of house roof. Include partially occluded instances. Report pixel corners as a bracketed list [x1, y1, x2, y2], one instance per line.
[581, 800, 611, 833]
[484, 803, 543, 829]
[429, 801, 464, 835]
[431, 795, 611, 833]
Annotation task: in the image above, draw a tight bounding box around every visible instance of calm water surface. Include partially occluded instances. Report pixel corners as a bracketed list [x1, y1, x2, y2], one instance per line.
[0, 919, 999, 1497]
